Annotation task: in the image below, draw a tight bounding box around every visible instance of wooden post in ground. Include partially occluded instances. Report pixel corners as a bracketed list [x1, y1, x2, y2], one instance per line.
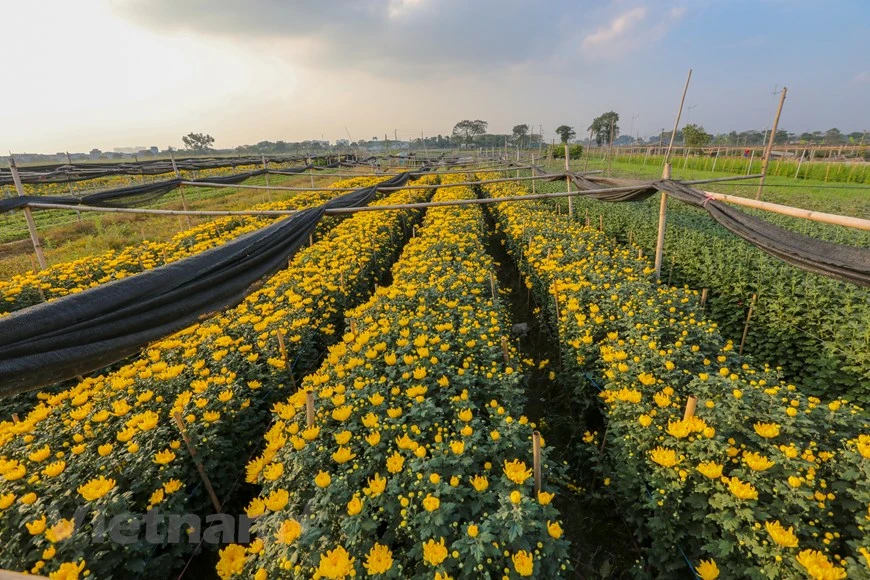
[305, 392, 315, 427]
[262, 155, 272, 202]
[531, 155, 536, 194]
[683, 396, 697, 420]
[700, 288, 708, 307]
[9, 157, 46, 270]
[655, 68, 692, 281]
[584, 128, 593, 172]
[746, 149, 755, 175]
[532, 431, 542, 496]
[65, 152, 82, 222]
[739, 294, 757, 355]
[564, 142, 573, 218]
[308, 158, 315, 188]
[607, 120, 615, 176]
[794, 149, 806, 179]
[169, 150, 191, 229]
[711, 148, 720, 173]
[756, 87, 787, 200]
[172, 412, 222, 513]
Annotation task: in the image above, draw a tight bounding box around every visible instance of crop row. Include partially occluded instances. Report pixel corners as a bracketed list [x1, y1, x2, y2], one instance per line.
[218, 174, 571, 579]
[562, 192, 870, 406]
[479, 174, 869, 579]
[0, 175, 384, 315]
[610, 153, 870, 184]
[0, 176, 436, 578]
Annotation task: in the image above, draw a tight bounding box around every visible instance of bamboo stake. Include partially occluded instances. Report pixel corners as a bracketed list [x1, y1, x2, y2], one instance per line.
[500, 336, 511, 364]
[8, 158, 46, 270]
[532, 431, 542, 495]
[262, 155, 272, 202]
[565, 142, 573, 218]
[172, 412, 222, 513]
[739, 293, 757, 355]
[756, 87, 787, 200]
[305, 392, 315, 427]
[700, 288, 708, 307]
[683, 396, 697, 420]
[490, 271, 497, 302]
[276, 330, 297, 389]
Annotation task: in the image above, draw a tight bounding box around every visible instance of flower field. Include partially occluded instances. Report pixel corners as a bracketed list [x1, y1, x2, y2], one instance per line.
[479, 173, 870, 578]
[217, 174, 571, 578]
[0, 175, 384, 315]
[0, 176, 436, 577]
[561, 188, 870, 406]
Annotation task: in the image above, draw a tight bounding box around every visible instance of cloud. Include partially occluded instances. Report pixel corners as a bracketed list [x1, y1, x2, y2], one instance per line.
[854, 71, 870, 84]
[111, 0, 579, 75]
[582, 7, 648, 50]
[578, 2, 686, 61]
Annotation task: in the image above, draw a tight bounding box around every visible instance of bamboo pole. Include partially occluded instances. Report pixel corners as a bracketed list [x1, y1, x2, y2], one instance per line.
[683, 396, 698, 420]
[532, 431, 542, 496]
[565, 142, 573, 217]
[172, 412, 222, 513]
[739, 293, 757, 355]
[170, 150, 192, 229]
[756, 87, 787, 200]
[700, 288, 708, 307]
[8, 158, 46, 270]
[262, 155, 272, 202]
[655, 68, 692, 281]
[305, 392, 315, 427]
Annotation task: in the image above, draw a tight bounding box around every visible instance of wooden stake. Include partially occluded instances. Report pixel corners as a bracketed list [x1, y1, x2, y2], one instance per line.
[500, 336, 510, 364]
[756, 87, 787, 200]
[682, 396, 697, 420]
[700, 288, 708, 307]
[11, 413, 19, 424]
[564, 142, 573, 218]
[654, 163, 671, 280]
[305, 392, 315, 427]
[262, 155, 272, 202]
[739, 293, 757, 355]
[599, 214, 603, 231]
[489, 271, 497, 302]
[8, 158, 46, 270]
[172, 412, 222, 513]
[532, 431, 542, 496]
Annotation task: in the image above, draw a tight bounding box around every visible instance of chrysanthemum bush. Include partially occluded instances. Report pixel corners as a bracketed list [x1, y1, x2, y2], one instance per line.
[0, 176, 436, 578]
[479, 174, 870, 579]
[0, 175, 383, 315]
[221, 176, 571, 579]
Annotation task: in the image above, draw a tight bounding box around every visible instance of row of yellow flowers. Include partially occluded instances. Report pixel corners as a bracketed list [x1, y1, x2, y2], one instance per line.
[217, 174, 571, 579]
[479, 174, 869, 580]
[0, 176, 436, 578]
[0, 174, 381, 315]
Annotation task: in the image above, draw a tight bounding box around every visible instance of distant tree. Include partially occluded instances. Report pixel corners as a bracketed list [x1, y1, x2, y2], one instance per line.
[588, 112, 620, 145]
[555, 125, 576, 144]
[824, 128, 843, 144]
[512, 124, 529, 146]
[774, 129, 789, 144]
[182, 132, 215, 152]
[452, 120, 488, 146]
[682, 124, 711, 149]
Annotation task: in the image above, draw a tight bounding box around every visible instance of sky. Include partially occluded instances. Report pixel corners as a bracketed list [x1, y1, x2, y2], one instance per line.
[1, 0, 868, 153]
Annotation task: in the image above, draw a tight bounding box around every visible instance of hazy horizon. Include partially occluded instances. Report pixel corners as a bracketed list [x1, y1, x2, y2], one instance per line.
[3, 0, 868, 155]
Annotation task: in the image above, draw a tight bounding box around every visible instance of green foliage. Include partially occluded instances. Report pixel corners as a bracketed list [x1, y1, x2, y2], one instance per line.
[554, 125, 576, 144]
[549, 144, 583, 160]
[452, 120, 488, 145]
[588, 112, 620, 146]
[682, 124, 711, 149]
[181, 132, 215, 152]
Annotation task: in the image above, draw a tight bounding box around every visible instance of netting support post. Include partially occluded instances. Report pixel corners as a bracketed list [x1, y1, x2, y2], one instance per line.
[169, 150, 191, 229]
[9, 157, 46, 270]
[532, 431, 542, 496]
[564, 143, 573, 218]
[756, 86, 787, 200]
[262, 155, 272, 202]
[654, 163, 671, 281]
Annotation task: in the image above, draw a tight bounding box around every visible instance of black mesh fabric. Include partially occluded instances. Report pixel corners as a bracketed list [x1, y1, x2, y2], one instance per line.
[0, 171, 416, 396]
